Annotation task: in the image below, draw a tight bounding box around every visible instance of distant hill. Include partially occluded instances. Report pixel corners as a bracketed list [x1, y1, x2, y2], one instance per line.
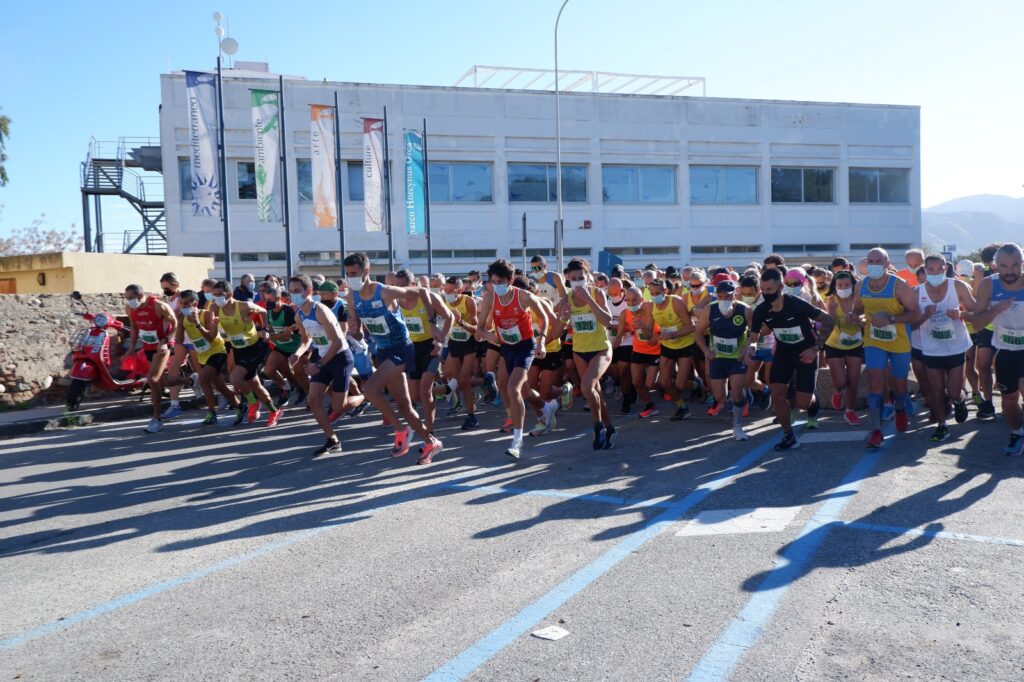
[923, 194, 1024, 254]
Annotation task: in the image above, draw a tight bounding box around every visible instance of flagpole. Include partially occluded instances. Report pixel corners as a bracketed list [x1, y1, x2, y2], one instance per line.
[422, 118, 433, 276]
[216, 56, 233, 281]
[333, 91, 346, 278]
[382, 106, 395, 272]
[278, 75, 293, 278]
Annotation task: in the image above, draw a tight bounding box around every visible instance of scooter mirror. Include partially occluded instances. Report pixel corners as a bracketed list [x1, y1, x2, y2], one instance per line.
[71, 291, 82, 301]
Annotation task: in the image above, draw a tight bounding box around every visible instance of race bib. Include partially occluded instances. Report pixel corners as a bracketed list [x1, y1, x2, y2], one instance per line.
[498, 325, 523, 345]
[929, 319, 954, 342]
[139, 329, 159, 344]
[449, 326, 471, 342]
[229, 333, 248, 348]
[756, 333, 774, 350]
[774, 326, 805, 345]
[313, 334, 330, 348]
[713, 336, 738, 356]
[869, 324, 897, 343]
[839, 330, 862, 347]
[571, 312, 598, 334]
[661, 325, 678, 335]
[186, 331, 210, 351]
[363, 315, 389, 337]
[403, 315, 425, 335]
[998, 327, 1024, 348]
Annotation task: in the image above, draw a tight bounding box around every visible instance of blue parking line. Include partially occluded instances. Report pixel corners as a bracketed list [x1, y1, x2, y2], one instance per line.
[684, 448, 883, 682]
[423, 438, 778, 682]
[844, 521, 1024, 548]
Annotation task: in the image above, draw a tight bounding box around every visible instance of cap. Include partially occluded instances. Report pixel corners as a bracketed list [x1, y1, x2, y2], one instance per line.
[318, 281, 339, 292]
[955, 259, 974, 276]
[785, 268, 808, 284]
[690, 269, 707, 282]
[711, 272, 733, 286]
[715, 279, 737, 293]
[665, 266, 679, 278]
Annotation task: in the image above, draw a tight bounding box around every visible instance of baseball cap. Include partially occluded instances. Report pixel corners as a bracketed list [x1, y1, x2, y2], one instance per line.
[715, 279, 737, 293]
[955, 259, 974, 277]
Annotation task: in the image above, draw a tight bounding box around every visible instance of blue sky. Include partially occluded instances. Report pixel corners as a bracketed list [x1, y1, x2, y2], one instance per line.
[1, 0, 1021, 242]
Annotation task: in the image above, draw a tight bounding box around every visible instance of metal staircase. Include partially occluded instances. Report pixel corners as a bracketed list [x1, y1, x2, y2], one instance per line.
[80, 137, 167, 255]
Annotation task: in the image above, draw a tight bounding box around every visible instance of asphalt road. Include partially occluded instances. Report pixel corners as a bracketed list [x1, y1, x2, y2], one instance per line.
[2, 393, 1023, 681]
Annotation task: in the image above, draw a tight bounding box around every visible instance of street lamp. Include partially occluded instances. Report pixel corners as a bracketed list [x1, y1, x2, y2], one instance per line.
[554, 0, 570, 273]
[213, 11, 239, 280]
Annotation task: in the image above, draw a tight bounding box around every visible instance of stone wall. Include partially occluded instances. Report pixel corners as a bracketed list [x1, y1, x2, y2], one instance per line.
[0, 293, 128, 405]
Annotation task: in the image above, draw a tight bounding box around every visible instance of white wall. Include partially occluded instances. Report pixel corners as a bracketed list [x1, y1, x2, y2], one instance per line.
[160, 72, 921, 278]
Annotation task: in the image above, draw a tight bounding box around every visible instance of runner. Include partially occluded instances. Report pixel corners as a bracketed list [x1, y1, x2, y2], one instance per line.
[915, 254, 977, 442]
[957, 259, 981, 404]
[824, 271, 864, 425]
[124, 284, 177, 433]
[287, 275, 356, 456]
[262, 285, 308, 407]
[646, 278, 697, 421]
[476, 260, 558, 459]
[441, 276, 488, 430]
[560, 259, 616, 449]
[529, 255, 567, 305]
[158, 272, 193, 420]
[625, 286, 661, 418]
[971, 243, 1024, 456]
[170, 289, 239, 425]
[209, 279, 281, 427]
[853, 248, 921, 448]
[344, 252, 443, 464]
[739, 274, 774, 410]
[526, 287, 565, 436]
[973, 243, 1003, 420]
[745, 268, 835, 451]
[694, 278, 752, 441]
[607, 277, 636, 414]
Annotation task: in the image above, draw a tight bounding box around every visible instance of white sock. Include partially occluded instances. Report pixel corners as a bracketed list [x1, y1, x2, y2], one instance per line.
[448, 378, 459, 392]
[513, 428, 523, 440]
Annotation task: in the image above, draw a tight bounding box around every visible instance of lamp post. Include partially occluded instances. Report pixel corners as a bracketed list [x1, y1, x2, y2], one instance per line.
[554, 0, 570, 273]
[213, 12, 238, 280]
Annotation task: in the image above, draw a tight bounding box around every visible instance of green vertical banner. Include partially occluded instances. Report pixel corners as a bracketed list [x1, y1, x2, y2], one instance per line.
[404, 130, 426, 236]
[250, 89, 281, 222]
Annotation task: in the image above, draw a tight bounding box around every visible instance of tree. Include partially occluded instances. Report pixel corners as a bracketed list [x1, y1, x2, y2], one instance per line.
[0, 107, 9, 186]
[0, 215, 83, 256]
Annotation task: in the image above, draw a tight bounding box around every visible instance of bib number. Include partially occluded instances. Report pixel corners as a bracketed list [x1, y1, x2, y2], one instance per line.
[870, 324, 897, 342]
[450, 326, 471, 342]
[774, 326, 805, 345]
[999, 327, 1024, 348]
[139, 329, 159, 345]
[929, 320, 954, 342]
[313, 334, 330, 348]
[186, 332, 210, 351]
[229, 333, 248, 348]
[363, 315, 389, 337]
[713, 336, 738, 356]
[839, 330, 862, 347]
[498, 325, 523, 345]
[403, 315, 425, 335]
[571, 313, 597, 334]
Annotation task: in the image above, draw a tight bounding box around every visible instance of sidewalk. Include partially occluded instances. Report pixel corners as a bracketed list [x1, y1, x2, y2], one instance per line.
[0, 391, 201, 439]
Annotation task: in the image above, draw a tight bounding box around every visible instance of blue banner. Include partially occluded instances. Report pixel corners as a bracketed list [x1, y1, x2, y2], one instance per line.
[403, 130, 426, 236]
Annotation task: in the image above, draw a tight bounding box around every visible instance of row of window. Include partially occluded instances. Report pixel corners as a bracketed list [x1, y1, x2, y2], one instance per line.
[178, 160, 911, 207]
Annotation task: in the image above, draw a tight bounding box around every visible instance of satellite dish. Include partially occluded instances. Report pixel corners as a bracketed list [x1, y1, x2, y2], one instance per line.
[215, 26, 225, 37]
[212, 11, 223, 21]
[220, 37, 239, 55]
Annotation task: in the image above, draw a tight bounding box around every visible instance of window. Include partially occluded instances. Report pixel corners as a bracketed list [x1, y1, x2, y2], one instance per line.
[508, 163, 587, 202]
[602, 165, 676, 203]
[428, 162, 493, 203]
[267, 252, 286, 261]
[772, 243, 839, 253]
[849, 168, 909, 204]
[237, 162, 257, 200]
[691, 245, 762, 254]
[346, 161, 364, 201]
[238, 253, 260, 262]
[408, 249, 498, 259]
[296, 159, 313, 203]
[509, 248, 591, 258]
[183, 252, 224, 262]
[178, 158, 193, 201]
[771, 167, 834, 203]
[606, 246, 680, 256]
[850, 242, 912, 251]
[689, 166, 758, 205]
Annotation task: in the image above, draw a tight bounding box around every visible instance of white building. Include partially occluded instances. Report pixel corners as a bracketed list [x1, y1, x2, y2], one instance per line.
[159, 65, 921, 277]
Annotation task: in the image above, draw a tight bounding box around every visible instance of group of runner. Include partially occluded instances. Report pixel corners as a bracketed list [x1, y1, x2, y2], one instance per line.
[120, 240, 1024, 460]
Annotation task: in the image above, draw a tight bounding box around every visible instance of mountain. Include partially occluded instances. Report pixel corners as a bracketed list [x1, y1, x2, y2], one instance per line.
[925, 194, 1024, 222]
[923, 211, 1024, 255]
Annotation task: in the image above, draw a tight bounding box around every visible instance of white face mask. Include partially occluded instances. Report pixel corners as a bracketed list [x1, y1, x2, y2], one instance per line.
[836, 287, 853, 299]
[740, 295, 758, 306]
[125, 297, 142, 309]
[213, 295, 227, 306]
[786, 285, 804, 297]
[346, 276, 365, 291]
[444, 293, 459, 303]
[291, 292, 306, 305]
[570, 279, 586, 290]
[717, 299, 733, 315]
[181, 306, 194, 317]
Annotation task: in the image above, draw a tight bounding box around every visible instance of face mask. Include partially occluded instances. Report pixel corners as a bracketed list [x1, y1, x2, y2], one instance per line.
[627, 304, 642, 313]
[181, 306, 194, 317]
[786, 285, 804, 297]
[570, 279, 586, 290]
[321, 297, 336, 306]
[245, 283, 255, 292]
[493, 283, 510, 297]
[265, 300, 278, 309]
[652, 294, 666, 305]
[346, 276, 365, 291]
[126, 297, 142, 309]
[836, 287, 853, 299]
[311, 295, 322, 304]
[471, 280, 482, 290]
[214, 295, 227, 306]
[162, 287, 174, 297]
[634, 279, 645, 289]
[532, 267, 546, 276]
[741, 295, 757, 306]
[291, 292, 306, 305]
[444, 293, 459, 303]
[926, 273, 946, 287]
[867, 264, 885, 279]
[762, 291, 780, 304]
[717, 300, 732, 315]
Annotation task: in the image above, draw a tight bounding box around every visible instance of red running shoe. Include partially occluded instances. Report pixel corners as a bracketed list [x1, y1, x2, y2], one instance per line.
[868, 429, 884, 448]
[895, 409, 909, 433]
[500, 417, 514, 433]
[844, 410, 860, 426]
[707, 402, 723, 416]
[266, 408, 282, 427]
[417, 437, 443, 465]
[831, 391, 843, 411]
[247, 402, 260, 424]
[392, 426, 412, 457]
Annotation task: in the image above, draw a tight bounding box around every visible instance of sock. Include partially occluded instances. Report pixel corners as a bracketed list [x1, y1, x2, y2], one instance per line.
[868, 392, 882, 430]
[807, 396, 820, 418]
[513, 428, 523, 440]
[675, 399, 685, 408]
[245, 392, 257, 405]
[732, 401, 745, 427]
[447, 378, 459, 393]
[894, 393, 907, 412]
[170, 400, 180, 408]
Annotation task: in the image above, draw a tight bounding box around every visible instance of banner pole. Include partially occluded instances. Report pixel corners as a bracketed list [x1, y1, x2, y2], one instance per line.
[278, 75, 293, 278]
[422, 118, 433, 277]
[333, 91, 346, 278]
[382, 106, 395, 272]
[216, 57, 233, 281]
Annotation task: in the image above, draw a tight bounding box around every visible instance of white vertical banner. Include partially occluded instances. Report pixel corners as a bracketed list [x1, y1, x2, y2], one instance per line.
[310, 105, 337, 228]
[184, 71, 221, 217]
[362, 117, 384, 232]
[250, 89, 281, 222]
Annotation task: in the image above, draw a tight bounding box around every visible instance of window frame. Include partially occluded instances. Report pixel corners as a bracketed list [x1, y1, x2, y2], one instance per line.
[601, 164, 677, 204]
[849, 167, 911, 205]
[688, 165, 759, 205]
[428, 161, 494, 204]
[507, 162, 588, 203]
[770, 166, 836, 204]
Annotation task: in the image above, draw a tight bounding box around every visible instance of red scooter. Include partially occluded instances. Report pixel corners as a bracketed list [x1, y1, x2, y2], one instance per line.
[65, 291, 150, 411]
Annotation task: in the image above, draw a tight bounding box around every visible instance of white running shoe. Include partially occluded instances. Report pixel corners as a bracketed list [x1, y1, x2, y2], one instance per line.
[161, 404, 183, 420]
[145, 418, 164, 433]
[506, 437, 522, 460]
[732, 425, 749, 442]
[190, 373, 203, 400]
[542, 399, 558, 428]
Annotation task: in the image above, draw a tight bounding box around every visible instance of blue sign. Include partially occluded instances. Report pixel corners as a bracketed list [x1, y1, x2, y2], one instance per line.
[403, 130, 426, 236]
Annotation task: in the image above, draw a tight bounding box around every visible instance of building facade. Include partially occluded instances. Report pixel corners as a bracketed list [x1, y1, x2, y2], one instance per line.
[159, 68, 921, 277]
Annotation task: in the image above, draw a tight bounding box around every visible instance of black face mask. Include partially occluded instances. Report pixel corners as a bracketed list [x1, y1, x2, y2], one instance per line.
[762, 290, 780, 304]
[162, 287, 175, 297]
[265, 299, 278, 309]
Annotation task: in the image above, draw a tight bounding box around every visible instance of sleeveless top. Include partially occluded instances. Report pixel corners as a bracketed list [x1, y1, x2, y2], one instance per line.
[400, 298, 434, 343]
[182, 313, 226, 363]
[860, 275, 911, 352]
[446, 295, 474, 343]
[298, 303, 349, 358]
[532, 309, 561, 354]
[632, 308, 660, 355]
[493, 289, 534, 345]
[608, 295, 632, 346]
[917, 280, 971, 357]
[569, 289, 610, 354]
[352, 283, 409, 349]
[218, 301, 260, 349]
[129, 296, 170, 350]
[652, 296, 694, 350]
[990, 277, 1024, 351]
[826, 296, 864, 350]
[708, 302, 749, 360]
[533, 271, 560, 304]
[267, 305, 301, 355]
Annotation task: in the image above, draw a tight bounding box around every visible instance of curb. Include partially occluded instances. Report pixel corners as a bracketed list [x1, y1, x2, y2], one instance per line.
[0, 398, 203, 440]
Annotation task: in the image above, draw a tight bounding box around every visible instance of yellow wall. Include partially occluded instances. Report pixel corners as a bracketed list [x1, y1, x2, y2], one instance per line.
[0, 252, 214, 294]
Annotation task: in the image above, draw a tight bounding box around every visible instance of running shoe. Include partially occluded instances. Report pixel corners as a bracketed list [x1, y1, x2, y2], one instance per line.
[592, 424, 606, 450]
[506, 437, 522, 460]
[604, 426, 617, 450]
[742, 402, 750, 418]
[417, 437, 443, 465]
[500, 417, 514, 433]
[202, 410, 218, 426]
[247, 403, 261, 424]
[671, 405, 690, 421]
[461, 413, 479, 431]
[190, 372, 202, 398]
[953, 400, 968, 424]
[328, 409, 345, 422]
[347, 402, 369, 418]
[447, 392, 463, 416]
[707, 402, 724, 417]
[662, 391, 672, 402]
[774, 431, 799, 451]
[233, 405, 247, 426]
[313, 437, 342, 457]
[1005, 433, 1024, 457]
[392, 426, 413, 457]
[895, 409, 909, 433]
[620, 396, 633, 415]
[831, 391, 843, 411]
[760, 388, 773, 411]
[560, 382, 574, 411]
[972, 392, 983, 407]
[542, 400, 558, 429]
[482, 372, 498, 404]
[639, 405, 659, 419]
[732, 425, 750, 442]
[161, 404, 183, 420]
[144, 417, 164, 433]
[844, 410, 860, 426]
[805, 415, 820, 430]
[867, 429, 885, 448]
[528, 419, 548, 437]
[266, 408, 282, 427]
[929, 424, 950, 442]
[977, 400, 996, 421]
